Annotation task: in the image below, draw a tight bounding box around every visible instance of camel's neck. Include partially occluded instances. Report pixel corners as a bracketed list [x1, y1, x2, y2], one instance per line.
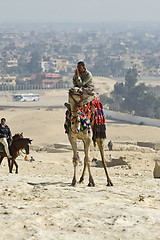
[71, 102, 78, 118]
[69, 94, 81, 133]
[69, 94, 80, 118]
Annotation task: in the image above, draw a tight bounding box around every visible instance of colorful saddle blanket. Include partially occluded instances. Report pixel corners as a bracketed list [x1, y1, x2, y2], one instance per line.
[64, 108, 91, 134]
[64, 93, 106, 140]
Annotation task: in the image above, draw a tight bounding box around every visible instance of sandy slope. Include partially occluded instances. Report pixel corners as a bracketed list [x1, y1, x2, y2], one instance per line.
[0, 85, 160, 240]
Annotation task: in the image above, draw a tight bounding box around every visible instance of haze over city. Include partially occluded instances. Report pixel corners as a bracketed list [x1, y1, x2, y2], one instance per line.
[1, 1, 160, 240]
[1, 0, 160, 23]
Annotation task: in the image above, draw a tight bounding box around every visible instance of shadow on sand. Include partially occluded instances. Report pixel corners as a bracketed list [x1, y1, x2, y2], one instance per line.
[27, 181, 71, 187]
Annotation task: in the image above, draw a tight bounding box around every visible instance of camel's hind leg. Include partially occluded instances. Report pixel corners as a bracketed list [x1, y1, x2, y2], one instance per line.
[79, 137, 95, 186]
[79, 139, 87, 184]
[96, 138, 113, 186]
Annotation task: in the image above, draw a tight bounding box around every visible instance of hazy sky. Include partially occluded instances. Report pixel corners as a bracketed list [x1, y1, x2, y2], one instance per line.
[0, 0, 160, 23]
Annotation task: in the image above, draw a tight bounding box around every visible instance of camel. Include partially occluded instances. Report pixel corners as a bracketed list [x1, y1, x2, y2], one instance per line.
[65, 88, 113, 187]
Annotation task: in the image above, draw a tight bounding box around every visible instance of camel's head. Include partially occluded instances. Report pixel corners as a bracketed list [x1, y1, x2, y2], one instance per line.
[69, 87, 94, 105]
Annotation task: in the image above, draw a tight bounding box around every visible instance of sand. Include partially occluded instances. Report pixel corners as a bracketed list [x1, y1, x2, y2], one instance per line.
[0, 81, 160, 240]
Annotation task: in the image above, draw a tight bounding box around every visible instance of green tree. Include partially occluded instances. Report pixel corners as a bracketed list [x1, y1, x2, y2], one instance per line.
[125, 67, 138, 89]
[113, 82, 126, 96]
[100, 93, 114, 106]
[122, 83, 147, 114]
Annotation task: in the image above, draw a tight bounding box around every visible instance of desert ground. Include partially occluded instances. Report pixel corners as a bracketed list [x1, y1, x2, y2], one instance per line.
[0, 77, 160, 240]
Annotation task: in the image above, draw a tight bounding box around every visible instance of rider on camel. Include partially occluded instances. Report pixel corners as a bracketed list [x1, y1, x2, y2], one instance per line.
[65, 61, 95, 108]
[0, 118, 12, 159]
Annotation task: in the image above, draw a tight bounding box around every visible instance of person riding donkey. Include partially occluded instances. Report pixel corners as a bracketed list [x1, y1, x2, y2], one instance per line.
[0, 118, 12, 159]
[65, 61, 95, 108]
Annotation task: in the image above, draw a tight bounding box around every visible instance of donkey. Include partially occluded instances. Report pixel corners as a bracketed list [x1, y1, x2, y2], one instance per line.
[0, 134, 32, 173]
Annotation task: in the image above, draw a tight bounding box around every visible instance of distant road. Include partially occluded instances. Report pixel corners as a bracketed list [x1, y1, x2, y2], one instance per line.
[0, 89, 68, 108]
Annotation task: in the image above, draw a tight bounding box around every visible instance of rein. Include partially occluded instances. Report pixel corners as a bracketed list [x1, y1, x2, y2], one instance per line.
[21, 149, 26, 154]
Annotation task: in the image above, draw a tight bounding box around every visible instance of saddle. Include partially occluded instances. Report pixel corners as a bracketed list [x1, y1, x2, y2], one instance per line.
[0, 143, 4, 152]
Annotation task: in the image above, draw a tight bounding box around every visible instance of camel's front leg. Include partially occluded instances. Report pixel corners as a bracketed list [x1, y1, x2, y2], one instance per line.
[72, 156, 79, 186]
[96, 139, 113, 186]
[79, 159, 87, 184]
[68, 134, 78, 186]
[79, 139, 87, 184]
[87, 164, 95, 187]
[79, 136, 95, 186]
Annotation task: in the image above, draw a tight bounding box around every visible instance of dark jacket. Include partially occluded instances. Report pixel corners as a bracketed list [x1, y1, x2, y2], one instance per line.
[0, 124, 12, 138]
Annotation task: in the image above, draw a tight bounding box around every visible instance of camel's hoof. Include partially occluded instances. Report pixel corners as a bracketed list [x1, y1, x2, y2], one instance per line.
[88, 182, 95, 187]
[107, 182, 113, 186]
[78, 181, 84, 184]
[71, 182, 77, 187]
[78, 180, 84, 184]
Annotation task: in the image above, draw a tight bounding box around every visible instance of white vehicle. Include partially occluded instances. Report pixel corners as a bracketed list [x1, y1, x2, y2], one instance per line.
[13, 93, 40, 102]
